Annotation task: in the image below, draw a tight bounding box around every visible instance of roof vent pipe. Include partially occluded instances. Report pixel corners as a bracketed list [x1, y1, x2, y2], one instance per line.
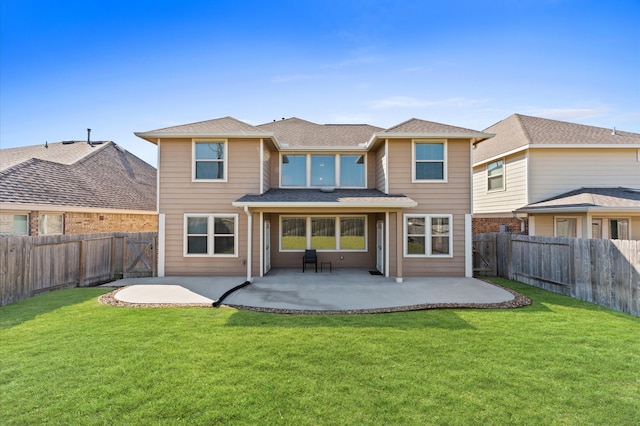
[87, 128, 93, 147]
[612, 127, 617, 136]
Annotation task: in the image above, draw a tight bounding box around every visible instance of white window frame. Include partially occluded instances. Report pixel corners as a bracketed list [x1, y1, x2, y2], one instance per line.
[39, 213, 64, 235]
[554, 216, 582, 238]
[279, 153, 367, 189]
[608, 218, 630, 240]
[0, 213, 29, 235]
[412, 140, 448, 183]
[403, 214, 453, 258]
[192, 140, 228, 182]
[279, 215, 368, 252]
[183, 213, 238, 257]
[487, 158, 505, 192]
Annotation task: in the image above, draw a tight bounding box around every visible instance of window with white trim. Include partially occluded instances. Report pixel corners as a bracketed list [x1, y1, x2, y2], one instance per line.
[610, 219, 629, 240]
[404, 214, 452, 257]
[184, 214, 237, 256]
[413, 141, 446, 181]
[0, 213, 28, 235]
[555, 217, 580, 238]
[193, 141, 226, 181]
[487, 159, 504, 191]
[280, 215, 367, 251]
[39, 214, 64, 235]
[280, 153, 365, 188]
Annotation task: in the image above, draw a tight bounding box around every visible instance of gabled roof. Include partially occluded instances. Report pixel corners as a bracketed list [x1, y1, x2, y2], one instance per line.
[516, 187, 640, 213]
[257, 117, 383, 148]
[0, 140, 111, 172]
[474, 114, 640, 165]
[135, 116, 272, 144]
[136, 116, 491, 150]
[0, 142, 156, 212]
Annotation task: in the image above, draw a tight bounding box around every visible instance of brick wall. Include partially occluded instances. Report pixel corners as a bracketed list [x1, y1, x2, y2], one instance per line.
[28, 212, 40, 236]
[472, 217, 528, 234]
[64, 212, 158, 234]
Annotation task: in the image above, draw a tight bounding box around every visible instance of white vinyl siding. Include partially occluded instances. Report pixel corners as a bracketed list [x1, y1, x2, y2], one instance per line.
[528, 148, 640, 204]
[473, 151, 527, 214]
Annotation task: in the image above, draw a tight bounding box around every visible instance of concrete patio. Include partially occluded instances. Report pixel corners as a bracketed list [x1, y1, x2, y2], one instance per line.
[103, 268, 529, 313]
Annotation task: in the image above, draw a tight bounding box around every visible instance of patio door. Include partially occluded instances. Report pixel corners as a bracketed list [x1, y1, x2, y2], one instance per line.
[264, 220, 271, 274]
[376, 220, 384, 274]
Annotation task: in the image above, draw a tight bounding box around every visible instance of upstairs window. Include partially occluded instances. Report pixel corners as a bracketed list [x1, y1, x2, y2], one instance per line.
[413, 141, 446, 182]
[487, 159, 504, 191]
[280, 153, 365, 188]
[193, 141, 226, 181]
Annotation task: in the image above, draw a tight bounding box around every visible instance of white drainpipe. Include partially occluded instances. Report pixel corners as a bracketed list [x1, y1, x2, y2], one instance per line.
[244, 205, 253, 283]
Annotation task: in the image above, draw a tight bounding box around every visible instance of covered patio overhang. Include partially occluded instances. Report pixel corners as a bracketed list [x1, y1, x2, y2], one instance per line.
[232, 189, 417, 282]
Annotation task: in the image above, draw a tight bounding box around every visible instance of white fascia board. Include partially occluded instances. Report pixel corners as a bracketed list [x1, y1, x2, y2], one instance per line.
[279, 146, 369, 152]
[232, 201, 418, 209]
[0, 202, 157, 215]
[367, 132, 493, 149]
[517, 206, 640, 214]
[134, 131, 277, 145]
[473, 143, 640, 167]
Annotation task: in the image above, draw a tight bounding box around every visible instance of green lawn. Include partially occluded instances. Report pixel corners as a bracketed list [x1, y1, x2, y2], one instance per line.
[1, 278, 639, 425]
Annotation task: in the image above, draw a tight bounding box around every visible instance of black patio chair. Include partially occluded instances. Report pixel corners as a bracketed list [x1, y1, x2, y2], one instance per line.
[302, 249, 318, 273]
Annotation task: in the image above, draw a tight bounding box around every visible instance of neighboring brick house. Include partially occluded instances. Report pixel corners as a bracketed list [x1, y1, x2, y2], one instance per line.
[135, 116, 492, 281]
[472, 114, 640, 238]
[0, 141, 157, 235]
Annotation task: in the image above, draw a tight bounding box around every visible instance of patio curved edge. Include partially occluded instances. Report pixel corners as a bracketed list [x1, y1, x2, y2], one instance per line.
[99, 286, 213, 308]
[224, 286, 532, 315]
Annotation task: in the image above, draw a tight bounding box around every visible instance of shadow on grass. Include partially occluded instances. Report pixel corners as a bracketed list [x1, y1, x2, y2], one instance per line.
[484, 277, 640, 320]
[224, 308, 477, 330]
[0, 288, 109, 330]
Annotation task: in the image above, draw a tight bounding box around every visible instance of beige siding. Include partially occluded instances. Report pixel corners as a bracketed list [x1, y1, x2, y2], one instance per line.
[375, 144, 386, 192]
[262, 145, 272, 192]
[387, 138, 471, 276]
[159, 138, 261, 275]
[529, 148, 640, 203]
[531, 213, 640, 240]
[473, 151, 528, 214]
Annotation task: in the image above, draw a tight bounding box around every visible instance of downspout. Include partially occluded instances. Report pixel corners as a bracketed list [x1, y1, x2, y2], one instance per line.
[244, 205, 252, 283]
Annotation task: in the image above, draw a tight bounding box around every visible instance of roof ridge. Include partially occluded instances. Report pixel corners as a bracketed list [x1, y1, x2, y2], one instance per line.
[384, 117, 417, 132]
[513, 114, 534, 145]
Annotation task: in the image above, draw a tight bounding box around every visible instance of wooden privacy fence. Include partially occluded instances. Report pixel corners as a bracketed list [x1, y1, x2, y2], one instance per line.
[473, 233, 640, 316]
[0, 232, 157, 306]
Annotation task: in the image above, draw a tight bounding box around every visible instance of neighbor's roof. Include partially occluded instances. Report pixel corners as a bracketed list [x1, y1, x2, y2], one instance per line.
[233, 188, 417, 208]
[136, 116, 491, 149]
[0, 141, 156, 212]
[474, 114, 640, 165]
[516, 187, 640, 214]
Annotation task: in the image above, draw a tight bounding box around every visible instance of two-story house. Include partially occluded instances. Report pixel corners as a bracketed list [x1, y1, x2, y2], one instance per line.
[472, 114, 640, 239]
[135, 117, 492, 282]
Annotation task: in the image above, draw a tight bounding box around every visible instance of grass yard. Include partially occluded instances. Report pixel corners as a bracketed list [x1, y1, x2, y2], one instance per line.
[1, 278, 639, 425]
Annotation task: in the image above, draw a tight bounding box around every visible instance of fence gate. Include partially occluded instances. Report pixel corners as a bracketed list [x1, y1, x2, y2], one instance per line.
[472, 236, 497, 276]
[124, 236, 156, 278]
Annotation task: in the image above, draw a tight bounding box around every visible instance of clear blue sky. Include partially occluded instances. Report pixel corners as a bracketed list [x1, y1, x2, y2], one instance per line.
[2, 0, 639, 166]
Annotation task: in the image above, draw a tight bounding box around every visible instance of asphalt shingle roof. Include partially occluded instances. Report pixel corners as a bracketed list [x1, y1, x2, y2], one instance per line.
[234, 188, 415, 206]
[0, 142, 156, 211]
[139, 116, 267, 136]
[516, 187, 640, 212]
[257, 118, 383, 148]
[474, 114, 640, 164]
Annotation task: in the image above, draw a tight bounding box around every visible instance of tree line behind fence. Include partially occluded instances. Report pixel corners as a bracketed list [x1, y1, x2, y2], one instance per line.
[0, 232, 157, 306]
[473, 233, 640, 317]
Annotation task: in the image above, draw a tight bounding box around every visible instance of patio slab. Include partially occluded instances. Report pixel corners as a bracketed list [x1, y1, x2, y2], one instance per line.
[104, 268, 528, 313]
